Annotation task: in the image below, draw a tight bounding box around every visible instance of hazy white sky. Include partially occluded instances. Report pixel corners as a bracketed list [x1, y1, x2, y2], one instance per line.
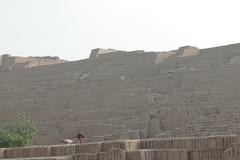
[0, 0, 239, 60]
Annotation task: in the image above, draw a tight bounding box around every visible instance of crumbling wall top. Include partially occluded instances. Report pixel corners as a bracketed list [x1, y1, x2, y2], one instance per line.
[176, 46, 200, 57]
[89, 48, 119, 59]
[0, 54, 66, 71]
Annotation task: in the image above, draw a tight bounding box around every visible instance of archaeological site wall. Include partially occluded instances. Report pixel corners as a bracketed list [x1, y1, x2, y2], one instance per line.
[1, 44, 240, 149]
[0, 135, 238, 160]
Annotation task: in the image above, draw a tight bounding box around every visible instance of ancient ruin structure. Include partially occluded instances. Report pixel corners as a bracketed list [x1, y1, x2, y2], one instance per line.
[0, 54, 66, 71]
[0, 135, 239, 159]
[1, 43, 240, 159]
[89, 48, 119, 59]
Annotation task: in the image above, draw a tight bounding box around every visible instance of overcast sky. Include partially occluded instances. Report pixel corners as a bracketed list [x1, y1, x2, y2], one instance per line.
[0, 0, 239, 60]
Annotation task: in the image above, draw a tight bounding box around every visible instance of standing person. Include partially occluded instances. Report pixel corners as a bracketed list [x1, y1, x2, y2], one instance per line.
[76, 131, 85, 143]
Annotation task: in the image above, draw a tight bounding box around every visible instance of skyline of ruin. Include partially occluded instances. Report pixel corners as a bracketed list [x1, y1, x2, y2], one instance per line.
[0, 0, 240, 60]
